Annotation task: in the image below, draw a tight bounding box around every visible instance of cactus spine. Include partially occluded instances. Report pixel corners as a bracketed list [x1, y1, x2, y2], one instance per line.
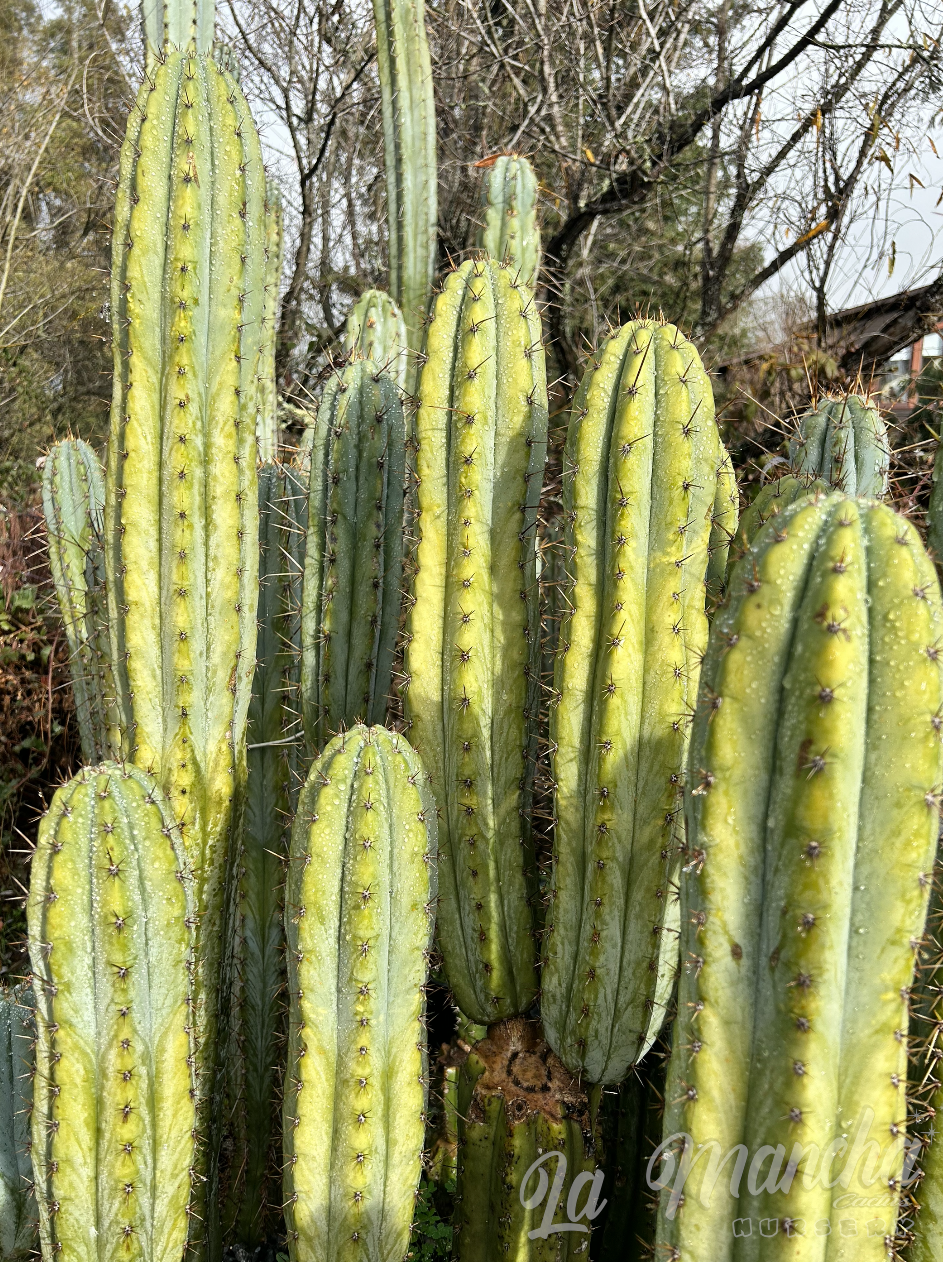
[542, 320, 721, 1084]
[27, 763, 197, 1262]
[41, 439, 111, 763]
[404, 257, 547, 1025]
[788, 392, 890, 497]
[658, 495, 943, 1260]
[728, 472, 829, 571]
[476, 154, 540, 290]
[371, 0, 437, 370]
[300, 359, 406, 752]
[453, 1020, 595, 1261]
[257, 182, 283, 463]
[343, 289, 409, 389]
[283, 724, 437, 1261]
[0, 987, 34, 1259]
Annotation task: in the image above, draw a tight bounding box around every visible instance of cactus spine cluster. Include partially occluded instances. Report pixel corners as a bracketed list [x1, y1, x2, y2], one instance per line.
[788, 392, 890, 497]
[542, 320, 723, 1084]
[0, 987, 34, 1260]
[27, 763, 197, 1261]
[343, 289, 409, 389]
[405, 256, 547, 1025]
[476, 154, 540, 289]
[41, 439, 111, 763]
[283, 725, 437, 1260]
[257, 182, 284, 463]
[658, 494, 943, 1258]
[300, 358, 406, 752]
[371, 0, 437, 365]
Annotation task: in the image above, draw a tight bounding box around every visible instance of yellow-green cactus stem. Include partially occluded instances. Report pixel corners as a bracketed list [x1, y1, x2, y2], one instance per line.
[704, 443, 738, 609]
[788, 392, 890, 497]
[343, 289, 409, 390]
[300, 358, 406, 752]
[476, 154, 540, 290]
[0, 986, 34, 1259]
[41, 439, 112, 763]
[542, 320, 721, 1084]
[657, 494, 943, 1261]
[404, 256, 548, 1025]
[257, 181, 283, 462]
[371, 0, 437, 375]
[727, 473, 830, 573]
[453, 1019, 596, 1261]
[283, 724, 437, 1261]
[27, 763, 197, 1262]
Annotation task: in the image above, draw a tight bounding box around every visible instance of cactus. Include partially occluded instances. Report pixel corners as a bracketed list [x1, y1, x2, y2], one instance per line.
[0, 987, 34, 1260]
[704, 444, 738, 608]
[343, 289, 409, 390]
[404, 256, 548, 1025]
[928, 438, 943, 565]
[142, 0, 213, 57]
[452, 1019, 596, 1261]
[257, 182, 284, 463]
[788, 392, 890, 497]
[300, 358, 406, 752]
[283, 724, 437, 1261]
[542, 320, 721, 1084]
[371, 0, 437, 372]
[41, 439, 111, 763]
[27, 763, 197, 1262]
[657, 494, 943, 1260]
[476, 154, 540, 290]
[728, 472, 829, 570]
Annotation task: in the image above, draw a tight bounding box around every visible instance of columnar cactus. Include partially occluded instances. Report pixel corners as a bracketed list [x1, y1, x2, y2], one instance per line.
[928, 439, 943, 565]
[283, 724, 437, 1261]
[142, 0, 213, 57]
[343, 289, 409, 389]
[704, 444, 738, 608]
[907, 861, 943, 1260]
[542, 319, 722, 1084]
[728, 472, 829, 569]
[658, 494, 943, 1259]
[787, 392, 890, 497]
[257, 182, 284, 463]
[404, 256, 548, 1025]
[27, 763, 197, 1262]
[41, 439, 111, 763]
[300, 358, 406, 752]
[0, 987, 34, 1260]
[476, 154, 540, 290]
[371, 0, 437, 369]
[453, 1019, 595, 1261]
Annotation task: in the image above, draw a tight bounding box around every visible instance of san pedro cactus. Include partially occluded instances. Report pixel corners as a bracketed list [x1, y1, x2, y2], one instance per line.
[257, 182, 284, 463]
[142, 0, 213, 56]
[476, 154, 540, 290]
[928, 438, 943, 564]
[704, 444, 739, 608]
[542, 319, 722, 1084]
[371, 0, 437, 369]
[41, 439, 111, 763]
[27, 763, 197, 1262]
[283, 724, 437, 1261]
[452, 1019, 596, 1261]
[301, 358, 406, 752]
[728, 472, 829, 570]
[0, 987, 34, 1259]
[788, 392, 890, 497]
[658, 494, 943, 1260]
[404, 256, 548, 1025]
[223, 461, 307, 1245]
[343, 289, 409, 389]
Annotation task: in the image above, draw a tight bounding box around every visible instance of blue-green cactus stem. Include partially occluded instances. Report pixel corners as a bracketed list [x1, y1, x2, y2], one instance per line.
[704, 444, 738, 609]
[343, 289, 409, 390]
[788, 392, 890, 497]
[0, 986, 34, 1260]
[142, 0, 213, 59]
[257, 182, 283, 463]
[476, 154, 540, 290]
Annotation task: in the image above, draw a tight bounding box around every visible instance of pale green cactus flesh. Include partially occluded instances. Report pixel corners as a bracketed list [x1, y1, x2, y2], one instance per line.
[476, 154, 540, 290]
[300, 358, 406, 752]
[27, 763, 197, 1262]
[343, 289, 409, 390]
[283, 724, 437, 1261]
[728, 473, 830, 573]
[41, 439, 111, 763]
[542, 320, 721, 1084]
[142, 0, 214, 58]
[257, 181, 283, 463]
[657, 494, 943, 1261]
[788, 393, 890, 498]
[0, 986, 34, 1260]
[705, 443, 738, 608]
[404, 256, 548, 1025]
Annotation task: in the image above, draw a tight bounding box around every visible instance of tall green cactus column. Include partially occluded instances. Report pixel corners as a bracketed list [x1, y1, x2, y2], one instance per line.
[142, 0, 213, 60]
[283, 725, 437, 1261]
[476, 154, 540, 289]
[704, 444, 738, 609]
[788, 392, 890, 496]
[343, 289, 409, 389]
[371, 0, 437, 376]
[0, 986, 34, 1260]
[657, 495, 943, 1260]
[542, 320, 723, 1084]
[404, 256, 548, 1025]
[27, 764, 197, 1262]
[257, 181, 284, 462]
